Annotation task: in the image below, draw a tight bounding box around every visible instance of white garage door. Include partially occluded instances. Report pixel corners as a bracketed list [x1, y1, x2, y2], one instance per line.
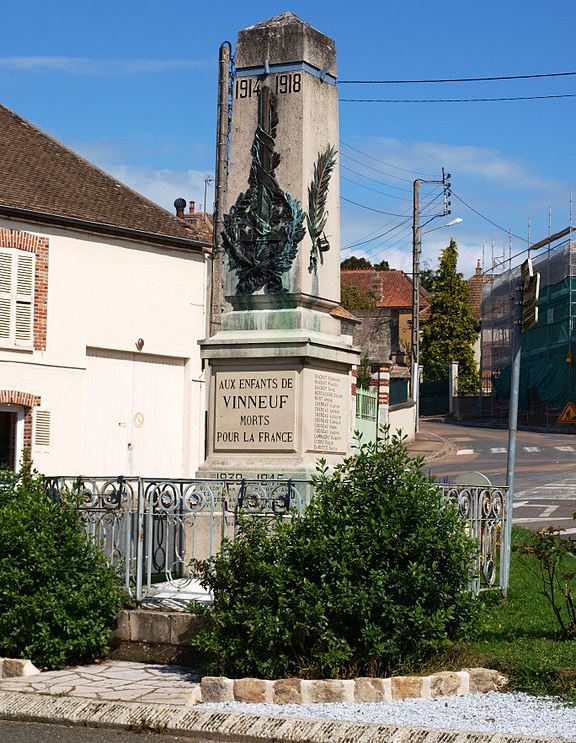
[84, 348, 185, 477]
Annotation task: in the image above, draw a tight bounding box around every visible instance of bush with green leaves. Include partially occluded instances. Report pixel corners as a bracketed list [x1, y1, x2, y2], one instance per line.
[0, 461, 124, 669]
[191, 431, 479, 679]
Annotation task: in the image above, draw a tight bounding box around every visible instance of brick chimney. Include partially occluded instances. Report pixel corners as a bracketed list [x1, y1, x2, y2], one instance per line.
[189, 200, 195, 215]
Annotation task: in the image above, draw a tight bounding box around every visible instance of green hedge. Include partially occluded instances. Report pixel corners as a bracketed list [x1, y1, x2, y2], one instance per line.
[191, 431, 479, 679]
[0, 462, 124, 669]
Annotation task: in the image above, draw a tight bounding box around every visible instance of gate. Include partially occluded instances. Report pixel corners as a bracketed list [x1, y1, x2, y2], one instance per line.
[419, 378, 449, 416]
[355, 387, 378, 443]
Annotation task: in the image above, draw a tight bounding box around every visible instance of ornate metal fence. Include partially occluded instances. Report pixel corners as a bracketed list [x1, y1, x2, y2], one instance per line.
[44, 476, 306, 604]
[441, 484, 508, 594]
[44, 476, 507, 603]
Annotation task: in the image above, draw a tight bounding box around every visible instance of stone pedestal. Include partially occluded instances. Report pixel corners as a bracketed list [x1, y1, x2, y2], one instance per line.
[198, 13, 359, 482]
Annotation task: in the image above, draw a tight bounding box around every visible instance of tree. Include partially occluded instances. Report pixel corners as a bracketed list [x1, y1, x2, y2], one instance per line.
[340, 284, 376, 311]
[340, 256, 389, 271]
[373, 259, 390, 271]
[419, 266, 437, 293]
[340, 256, 372, 270]
[420, 240, 479, 395]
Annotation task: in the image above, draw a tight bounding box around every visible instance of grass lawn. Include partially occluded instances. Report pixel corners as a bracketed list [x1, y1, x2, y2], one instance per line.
[423, 527, 576, 700]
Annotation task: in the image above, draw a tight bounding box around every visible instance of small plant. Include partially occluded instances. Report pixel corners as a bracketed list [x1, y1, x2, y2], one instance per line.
[514, 526, 576, 639]
[190, 430, 478, 679]
[0, 459, 124, 669]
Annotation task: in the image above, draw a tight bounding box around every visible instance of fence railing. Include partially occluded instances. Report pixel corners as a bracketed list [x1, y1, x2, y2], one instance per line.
[441, 484, 508, 594]
[44, 476, 508, 603]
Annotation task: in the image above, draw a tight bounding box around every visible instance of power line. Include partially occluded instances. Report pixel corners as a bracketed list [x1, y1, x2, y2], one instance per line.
[341, 196, 408, 216]
[340, 151, 413, 185]
[342, 189, 444, 252]
[341, 174, 411, 201]
[340, 93, 576, 103]
[340, 140, 436, 178]
[450, 191, 529, 243]
[340, 164, 412, 198]
[343, 217, 412, 250]
[338, 70, 576, 84]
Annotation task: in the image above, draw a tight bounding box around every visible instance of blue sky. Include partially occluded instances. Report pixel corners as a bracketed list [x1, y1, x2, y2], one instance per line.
[2, 0, 575, 276]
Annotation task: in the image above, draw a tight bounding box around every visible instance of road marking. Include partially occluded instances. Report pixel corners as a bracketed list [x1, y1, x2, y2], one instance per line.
[456, 448, 474, 456]
[540, 505, 559, 517]
[523, 446, 541, 452]
[512, 501, 529, 509]
[555, 446, 575, 452]
[490, 447, 507, 453]
[514, 516, 574, 523]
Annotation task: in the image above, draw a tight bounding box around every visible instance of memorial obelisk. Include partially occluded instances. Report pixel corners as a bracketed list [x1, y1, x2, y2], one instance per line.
[198, 12, 359, 482]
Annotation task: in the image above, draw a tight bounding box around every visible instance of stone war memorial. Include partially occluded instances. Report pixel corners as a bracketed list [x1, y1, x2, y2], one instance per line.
[198, 13, 359, 484]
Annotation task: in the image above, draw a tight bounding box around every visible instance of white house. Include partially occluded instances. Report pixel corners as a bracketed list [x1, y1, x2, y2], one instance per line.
[0, 104, 212, 477]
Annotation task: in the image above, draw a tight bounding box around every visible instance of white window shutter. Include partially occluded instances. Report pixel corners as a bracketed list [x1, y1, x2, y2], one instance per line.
[15, 252, 34, 345]
[0, 251, 12, 340]
[35, 410, 51, 447]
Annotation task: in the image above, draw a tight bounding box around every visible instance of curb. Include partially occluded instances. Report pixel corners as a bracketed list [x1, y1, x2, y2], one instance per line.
[0, 690, 568, 743]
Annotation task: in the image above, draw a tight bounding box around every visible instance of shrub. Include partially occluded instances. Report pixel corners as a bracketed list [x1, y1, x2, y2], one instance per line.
[191, 431, 479, 679]
[0, 460, 124, 669]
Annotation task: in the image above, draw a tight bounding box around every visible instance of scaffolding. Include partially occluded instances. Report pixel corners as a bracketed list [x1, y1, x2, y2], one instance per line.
[480, 235, 576, 428]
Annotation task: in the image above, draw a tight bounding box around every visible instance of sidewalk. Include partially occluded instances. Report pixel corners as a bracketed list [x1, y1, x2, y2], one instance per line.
[0, 660, 570, 742]
[406, 427, 454, 462]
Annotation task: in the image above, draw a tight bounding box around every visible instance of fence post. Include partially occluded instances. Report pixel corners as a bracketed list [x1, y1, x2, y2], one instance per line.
[135, 478, 145, 605]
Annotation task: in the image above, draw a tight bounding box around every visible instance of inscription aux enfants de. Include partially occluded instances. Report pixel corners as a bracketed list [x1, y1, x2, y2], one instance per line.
[214, 371, 297, 451]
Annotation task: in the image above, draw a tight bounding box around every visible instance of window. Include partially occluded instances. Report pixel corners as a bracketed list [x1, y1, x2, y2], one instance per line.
[0, 248, 35, 346]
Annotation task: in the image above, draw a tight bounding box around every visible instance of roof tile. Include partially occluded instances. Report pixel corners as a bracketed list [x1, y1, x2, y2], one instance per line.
[0, 104, 211, 247]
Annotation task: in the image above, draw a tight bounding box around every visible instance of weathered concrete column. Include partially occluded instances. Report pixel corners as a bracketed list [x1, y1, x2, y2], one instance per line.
[198, 13, 359, 483]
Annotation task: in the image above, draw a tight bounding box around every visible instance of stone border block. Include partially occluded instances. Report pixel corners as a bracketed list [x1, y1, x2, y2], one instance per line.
[273, 678, 302, 704]
[354, 677, 392, 702]
[302, 679, 355, 704]
[467, 667, 507, 693]
[0, 658, 40, 678]
[200, 676, 234, 703]
[391, 675, 425, 700]
[429, 670, 468, 697]
[233, 678, 273, 704]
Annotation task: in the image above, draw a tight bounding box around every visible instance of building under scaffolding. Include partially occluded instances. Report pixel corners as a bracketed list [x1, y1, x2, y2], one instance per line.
[480, 229, 576, 428]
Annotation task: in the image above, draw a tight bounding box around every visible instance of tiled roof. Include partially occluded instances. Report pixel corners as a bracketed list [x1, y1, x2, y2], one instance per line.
[0, 104, 211, 249]
[341, 269, 429, 310]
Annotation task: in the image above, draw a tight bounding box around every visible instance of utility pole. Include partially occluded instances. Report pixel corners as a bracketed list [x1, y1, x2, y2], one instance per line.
[411, 179, 421, 430]
[209, 41, 232, 337]
[411, 171, 451, 431]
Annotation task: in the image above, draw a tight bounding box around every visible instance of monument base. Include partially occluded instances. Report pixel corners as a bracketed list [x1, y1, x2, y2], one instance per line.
[198, 323, 359, 490]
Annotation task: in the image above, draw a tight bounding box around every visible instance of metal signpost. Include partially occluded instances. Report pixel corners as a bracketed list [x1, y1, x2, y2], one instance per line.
[502, 258, 540, 594]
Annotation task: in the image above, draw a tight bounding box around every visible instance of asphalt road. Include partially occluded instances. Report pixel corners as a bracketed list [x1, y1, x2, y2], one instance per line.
[425, 420, 576, 534]
[0, 720, 217, 742]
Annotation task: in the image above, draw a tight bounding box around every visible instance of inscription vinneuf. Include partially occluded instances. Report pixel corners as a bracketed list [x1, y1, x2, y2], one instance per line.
[214, 371, 297, 452]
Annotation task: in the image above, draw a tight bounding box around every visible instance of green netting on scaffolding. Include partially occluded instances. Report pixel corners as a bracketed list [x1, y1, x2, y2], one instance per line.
[481, 240, 574, 413]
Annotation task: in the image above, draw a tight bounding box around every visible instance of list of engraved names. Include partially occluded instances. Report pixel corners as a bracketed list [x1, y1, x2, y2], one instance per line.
[312, 372, 347, 453]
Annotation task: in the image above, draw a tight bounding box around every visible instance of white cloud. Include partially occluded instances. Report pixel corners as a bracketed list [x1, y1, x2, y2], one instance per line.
[342, 137, 559, 191]
[104, 164, 213, 213]
[0, 56, 211, 75]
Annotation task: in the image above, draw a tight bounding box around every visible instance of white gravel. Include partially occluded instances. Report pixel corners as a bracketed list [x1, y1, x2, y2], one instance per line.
[203, 692, 576, 740]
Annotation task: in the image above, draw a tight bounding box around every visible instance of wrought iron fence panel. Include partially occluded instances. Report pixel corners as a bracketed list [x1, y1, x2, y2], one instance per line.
[441, 484, 507, 594]
[44, 476, 141, 597]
